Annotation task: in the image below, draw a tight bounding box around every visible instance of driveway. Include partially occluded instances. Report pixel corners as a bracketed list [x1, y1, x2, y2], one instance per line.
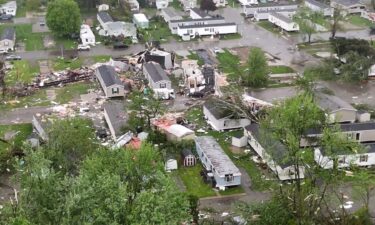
[0, 106, 52, 125]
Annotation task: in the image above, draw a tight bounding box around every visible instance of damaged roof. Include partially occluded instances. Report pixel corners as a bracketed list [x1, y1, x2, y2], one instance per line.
[204, 99, 238, 120]
[143, 62, 170, 83]
[96, 65, 123, 87]
[103, 100, 128, 138]
[315, 93, 356, 113]
[98, 11, 113, 23]
[245, 124, 293, 169]
[195, 136, 241, 177]
[1, 27, 15, 41]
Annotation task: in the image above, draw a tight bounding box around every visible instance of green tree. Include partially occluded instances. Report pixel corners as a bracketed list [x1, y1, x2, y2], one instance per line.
[44, 117, 98, 174]
[200, 0, 217, 12]
[46, 0, 81, 37]
[129, 90, 165, 128]
[330, 7, 345, 38]
[294, 7, 323, 43]
[339, 51, 371, 82]
[26, 0, 42, 11]
[243, 48, 268, 87]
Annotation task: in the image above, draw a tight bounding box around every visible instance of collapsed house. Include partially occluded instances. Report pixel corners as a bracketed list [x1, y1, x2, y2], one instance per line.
[103, 100, 128, 140]
[181, 60, 215, 95]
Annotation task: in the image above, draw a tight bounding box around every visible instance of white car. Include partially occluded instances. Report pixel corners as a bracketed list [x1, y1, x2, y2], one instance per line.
[77, 44, 90, 51]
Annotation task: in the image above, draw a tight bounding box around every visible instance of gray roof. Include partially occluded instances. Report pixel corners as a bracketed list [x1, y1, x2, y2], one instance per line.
[179, 22, 236, 29]
[319, 142, 375, 155]
[316, 93, 357, 113]
[245, 2, 298, 8]
[98, 11, 113, 23]
[256, 8, 296, 13]
[204, 99, 236, 120]
[144, 62, 170, 83]
[190, 8, 210, 18]
[103, 100, 128, 137]
[305, 0, 330, 9]
[331, 0, 364, 7]
[182, 148, 194, 157]
[245, 124, 292, 168]
[269, 12, 293, 23]
[1, 27, 15, 41]
[96, 65, 122, 87]
[170, 16, 224, 23]
[195, 136, 241, 176]
[307, 121, 375, 135]
[162, 7, 182, 19]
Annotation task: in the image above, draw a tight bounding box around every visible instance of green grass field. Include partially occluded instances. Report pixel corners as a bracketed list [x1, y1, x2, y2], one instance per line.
[187, 52, 205, 66]
[177, 164, 217, 198]
[348, 15, 373, 28]
[0, 89, 50, 111]
[257, 21, 280, 34]
[92, 55, 111, 63]
[138, 20, 174, 43]
[6, 60, 40, 86]
[0, 124, 32, 148]
[53, 57, 83, 71]
[269, 65, 295, 74]
[54, 82, 93, 104]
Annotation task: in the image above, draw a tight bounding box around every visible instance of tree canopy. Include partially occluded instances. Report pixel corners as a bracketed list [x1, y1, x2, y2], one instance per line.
[46, 0, 81, 37]
[243, 48, 269, 87]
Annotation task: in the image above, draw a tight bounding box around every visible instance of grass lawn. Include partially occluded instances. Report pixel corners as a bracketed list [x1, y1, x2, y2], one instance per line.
[6, 60, 40, 86]
[170, 0, 183, 11]
[0, 24, 44, 51]
[257, 21, 280, 34]
[138, 20, 174, 43]
[314, 17, 329, 28]
[187, 51, 204, 66]
[227, 0, 240, 8]
[54, 82, 93, 104]
[269, 65, 295, 74]
[54, 37, 77, 50]
[221, 33, 242, 40]
[297, 41, 332, 55]
[348, 15, 373, 28]
[177, 164, 217, 198]
[0, 89, 50, 111]
[15, 1, 27, 18]
[53, 57, 83, 71]
[0, 123, 32, 148]
[92, 55, 111, 63]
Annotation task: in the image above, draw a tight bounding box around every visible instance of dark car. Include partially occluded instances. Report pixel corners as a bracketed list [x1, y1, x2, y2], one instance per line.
[0, 14, 12, 20]
[188, 92, 204, 98]
[113, 42, 129, 49]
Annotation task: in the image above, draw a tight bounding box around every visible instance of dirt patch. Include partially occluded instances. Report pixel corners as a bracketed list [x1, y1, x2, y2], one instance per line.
[39, 60, 52, 75]
[43, 35, 55, 48]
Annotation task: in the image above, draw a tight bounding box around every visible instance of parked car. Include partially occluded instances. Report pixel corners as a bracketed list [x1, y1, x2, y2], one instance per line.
[113, 42, 129, 49]
[5, 55, 21, 61]
[77, 44, 90, 51]
[39, 19, 45, 26]
[0, 14, 12, 20]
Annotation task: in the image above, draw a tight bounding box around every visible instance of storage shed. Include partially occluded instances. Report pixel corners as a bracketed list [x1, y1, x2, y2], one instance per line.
[181, 149, 196, 167]
[133, 13, 149, 29]
[231, 133, 248, 148]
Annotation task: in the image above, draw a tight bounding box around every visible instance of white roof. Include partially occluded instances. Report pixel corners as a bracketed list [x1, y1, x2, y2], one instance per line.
[166, 124, 194, 138]
[2, 1, 16, 8]
[195, 136, 241, 177]
[133, 13, 149, 22]
[80, 24, 95, 39]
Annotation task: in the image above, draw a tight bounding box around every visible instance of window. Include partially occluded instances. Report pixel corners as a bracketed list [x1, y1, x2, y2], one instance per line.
[205, 28, 209, 31]
[112, 87, 119, 94]
[225, 174, 234, 182]
[360, 155, 368, 162]
[338, 157, 346, 164]
[356, 133, 360, 141]
[160, 83, 166, 88]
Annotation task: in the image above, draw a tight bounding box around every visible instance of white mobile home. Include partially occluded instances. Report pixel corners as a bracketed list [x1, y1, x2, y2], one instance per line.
[103, 101, 128, 140]
[156, 0, 169, 9]
[95, 65, 125, 98]
[0, 1, 16, 17]
[161, 8, 183, 23]
[97, 11, 114, 30]
[143, 62, 172, 90]
[304, 0, 333, 17]
[177, 22, 237, 39]
[238, 0, 258, 6]
[316, 93, 357, 123]
[254, 8, 296, 21]
[330, 0, 366, 15]
[133, 13, 149, 29]
[169, 17, 226, 34]
[314, 144, 375, 169]
[0, 27, 15, 52]
[180, 0, 198, 11]
[80, 24, 95, 46]
[243, 3, 298, 16]
[245, 124, 305, 180]
[203, 99, 251, 131]
[268, 12, 299, 32]
[195, 136, 241, 189]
